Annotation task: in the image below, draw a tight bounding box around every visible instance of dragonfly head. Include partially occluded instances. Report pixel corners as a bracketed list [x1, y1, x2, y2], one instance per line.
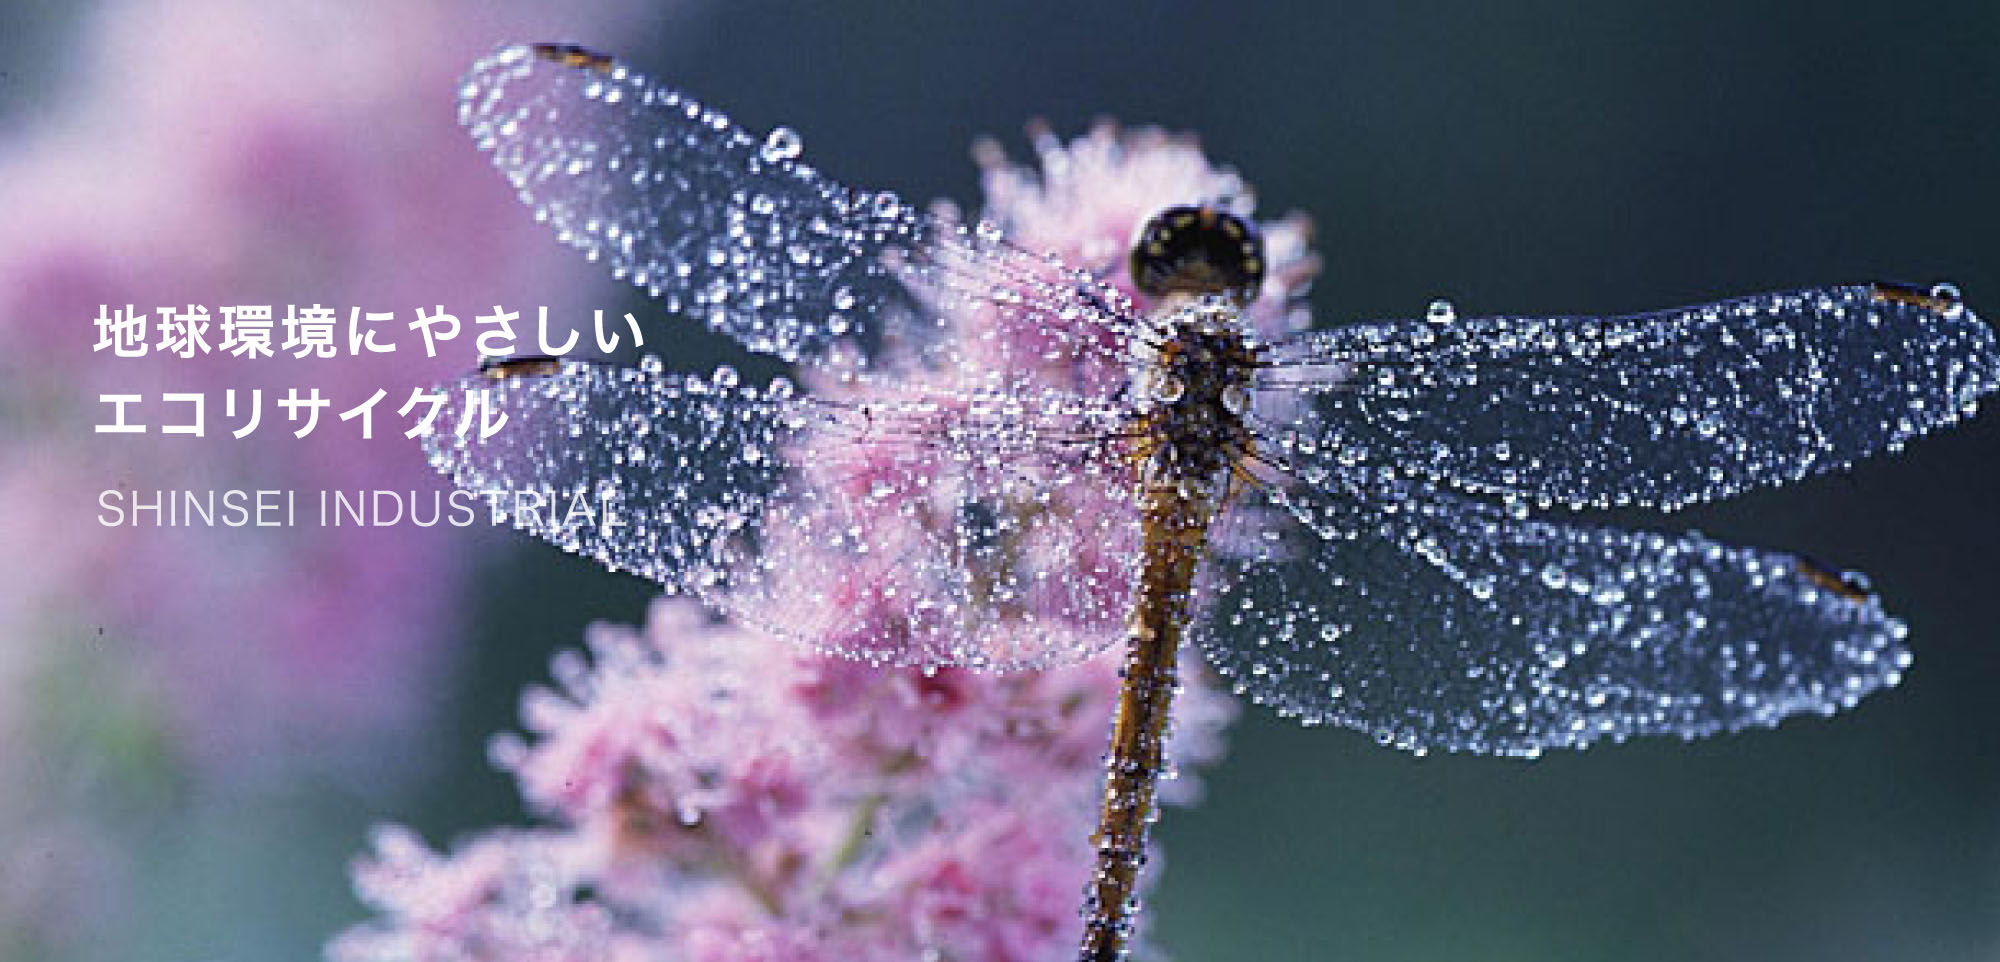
[1130, 205, 1265, 306]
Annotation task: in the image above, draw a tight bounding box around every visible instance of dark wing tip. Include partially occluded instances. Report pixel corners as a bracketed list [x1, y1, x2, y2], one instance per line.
[527, 43, 618, 73]
[1868, 279, 1967, 316]
[1790, 555, 1876, 604]
[475, 355, 627, 382]
[478, 355, 570, 381]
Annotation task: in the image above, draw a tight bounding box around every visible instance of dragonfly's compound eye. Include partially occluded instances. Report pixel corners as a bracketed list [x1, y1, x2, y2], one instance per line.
[1130, 205, 1265, 305]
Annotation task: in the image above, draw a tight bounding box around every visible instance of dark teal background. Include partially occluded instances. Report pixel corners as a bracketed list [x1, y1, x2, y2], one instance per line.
[419, 4, 2000, 961]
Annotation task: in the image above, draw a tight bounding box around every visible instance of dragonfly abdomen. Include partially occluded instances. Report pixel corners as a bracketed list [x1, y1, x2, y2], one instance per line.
[1082, 480, 1214, 962]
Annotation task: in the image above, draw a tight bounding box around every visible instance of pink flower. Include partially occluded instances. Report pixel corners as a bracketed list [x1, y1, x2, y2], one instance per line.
[341, 597, 1237, 962]
[872, 801, 1096, 962]
[335, 826, 648, 962]
[505, 607, 821, 856]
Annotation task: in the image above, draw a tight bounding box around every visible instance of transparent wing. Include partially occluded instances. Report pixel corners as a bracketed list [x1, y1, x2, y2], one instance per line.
[1259, 284, 1999, 510]
[458, 43, 1145, 382]
[1201, 470, 1909, 756]
[427, 360, 1144, 671]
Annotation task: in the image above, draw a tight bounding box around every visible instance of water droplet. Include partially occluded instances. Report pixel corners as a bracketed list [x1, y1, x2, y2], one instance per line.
[759, 125, 803, 163]
[1930, 281, 1967, 318]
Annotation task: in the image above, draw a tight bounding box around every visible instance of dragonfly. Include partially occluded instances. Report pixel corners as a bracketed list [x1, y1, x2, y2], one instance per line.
[437, 43, 1999, 962]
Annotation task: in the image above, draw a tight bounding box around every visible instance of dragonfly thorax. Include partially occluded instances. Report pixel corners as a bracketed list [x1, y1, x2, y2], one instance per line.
[1128, 298, 1260, 494]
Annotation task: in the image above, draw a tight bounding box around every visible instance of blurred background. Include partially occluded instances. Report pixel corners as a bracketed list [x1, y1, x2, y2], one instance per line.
[3, 1, 1996, 960]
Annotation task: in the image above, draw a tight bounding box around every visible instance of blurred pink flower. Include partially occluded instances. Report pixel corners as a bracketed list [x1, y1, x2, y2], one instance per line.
[2, 0, 648, 775]
[1, 1, 655, 958]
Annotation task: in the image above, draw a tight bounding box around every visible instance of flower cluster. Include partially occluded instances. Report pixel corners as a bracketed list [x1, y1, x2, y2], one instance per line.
[335, 600, 1233, 962]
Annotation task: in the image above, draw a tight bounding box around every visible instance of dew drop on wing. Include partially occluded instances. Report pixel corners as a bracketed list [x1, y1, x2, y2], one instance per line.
[759, 125, 803, 163]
